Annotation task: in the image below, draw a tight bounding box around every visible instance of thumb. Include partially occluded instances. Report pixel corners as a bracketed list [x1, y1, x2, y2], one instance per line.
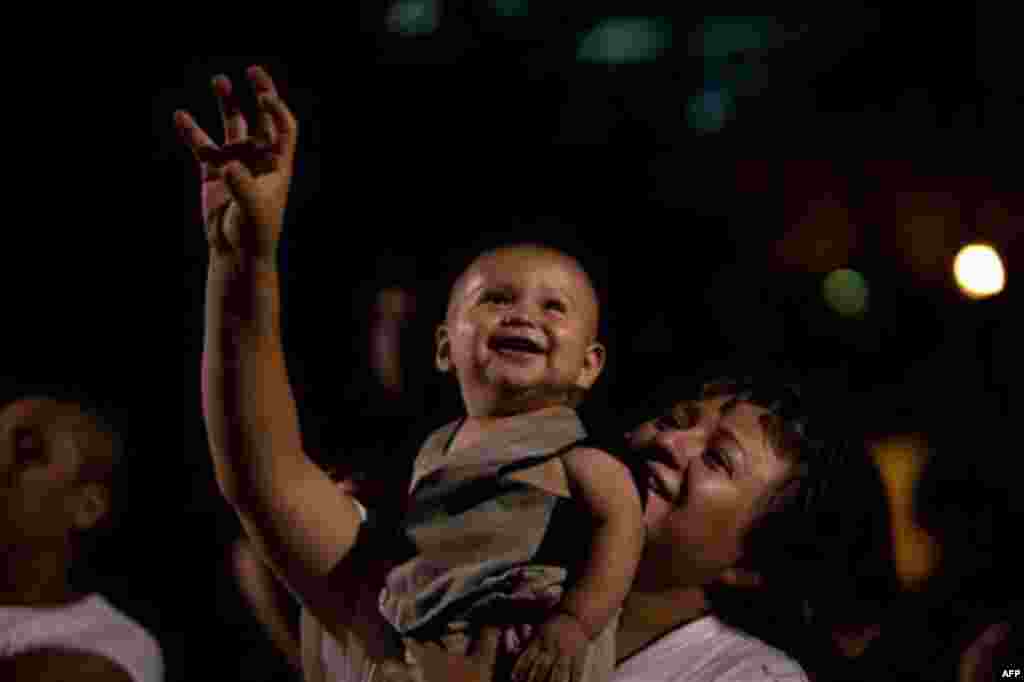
[222, 162, 258, 214]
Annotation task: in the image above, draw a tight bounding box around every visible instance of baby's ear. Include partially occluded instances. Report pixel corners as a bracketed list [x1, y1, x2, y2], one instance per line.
[435, 325, 451, 373]
[574, 342, 606, 390]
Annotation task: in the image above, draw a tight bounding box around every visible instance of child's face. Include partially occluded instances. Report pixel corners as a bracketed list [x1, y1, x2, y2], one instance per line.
[0, 399, 91, 549]
[438, 248, 604, 416]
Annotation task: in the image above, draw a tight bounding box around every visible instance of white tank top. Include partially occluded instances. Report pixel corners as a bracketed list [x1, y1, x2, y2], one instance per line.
[0, 593, 164, 681]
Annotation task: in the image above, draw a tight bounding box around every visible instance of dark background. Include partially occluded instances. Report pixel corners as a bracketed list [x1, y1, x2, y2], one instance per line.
[3, 5, 1019, 681]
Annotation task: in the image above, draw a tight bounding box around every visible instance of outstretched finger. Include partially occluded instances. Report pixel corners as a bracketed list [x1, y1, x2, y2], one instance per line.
[258, 92, 298, 163]
[173, 110, 221, 165]
[248, 64, 278, 144]
[213, 74, 249, 144]
[246, 67, 298, 159]
[247, 65, 280, 99]
[254, 94, 278, 149]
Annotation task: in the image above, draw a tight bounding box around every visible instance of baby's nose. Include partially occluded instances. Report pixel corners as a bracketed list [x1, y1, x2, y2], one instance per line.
[502, 309, 537, 327]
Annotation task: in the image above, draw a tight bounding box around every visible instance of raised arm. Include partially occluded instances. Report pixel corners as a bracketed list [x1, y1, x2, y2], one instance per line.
[176, 66, 369, 639]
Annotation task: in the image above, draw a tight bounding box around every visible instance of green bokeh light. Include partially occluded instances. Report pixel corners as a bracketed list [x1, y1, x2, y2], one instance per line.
[823, 269, 869, 317]
[491, 0, 528, 18]
[387, 0, 439, 36]
[577, 18, 672, 64]
[690, 16, 779, 57]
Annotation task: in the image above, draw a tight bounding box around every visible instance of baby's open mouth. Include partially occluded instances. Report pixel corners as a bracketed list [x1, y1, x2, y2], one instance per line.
[490, 336, 546, 354]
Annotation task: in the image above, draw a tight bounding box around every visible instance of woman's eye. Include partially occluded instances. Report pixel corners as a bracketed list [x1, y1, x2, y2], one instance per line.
[704, 448, 732, 476]
[545, 300, 567, 313]
[670, 403, 699, 429]
[654, 414, 680, 431]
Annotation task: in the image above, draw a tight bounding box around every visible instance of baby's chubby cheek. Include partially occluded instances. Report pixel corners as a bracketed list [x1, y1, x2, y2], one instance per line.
[450, 322, 483, 352]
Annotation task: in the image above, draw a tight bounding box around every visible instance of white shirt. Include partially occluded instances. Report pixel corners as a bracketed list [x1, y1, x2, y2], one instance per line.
[612, 615, 808, 682]
[317, 614, 806, 682]
[0, 594, 164, 682]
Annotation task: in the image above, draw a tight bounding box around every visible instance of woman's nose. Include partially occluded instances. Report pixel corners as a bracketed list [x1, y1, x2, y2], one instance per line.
[652, 429, 684, 465]
[652, 424, 708, 467]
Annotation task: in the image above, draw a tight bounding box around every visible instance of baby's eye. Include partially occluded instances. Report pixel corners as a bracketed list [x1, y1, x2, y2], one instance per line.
[480, 291, 512, 304]
[13, 429, 45, 466]
[545, 299, 567, 313]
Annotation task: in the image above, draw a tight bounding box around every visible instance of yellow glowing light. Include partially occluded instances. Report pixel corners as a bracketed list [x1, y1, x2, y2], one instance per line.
[954, 243, 1006, 299]
[871, 436, 941, 589]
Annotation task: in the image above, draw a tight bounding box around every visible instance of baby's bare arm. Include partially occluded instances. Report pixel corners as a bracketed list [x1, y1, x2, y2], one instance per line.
[559, 447, 645, 638]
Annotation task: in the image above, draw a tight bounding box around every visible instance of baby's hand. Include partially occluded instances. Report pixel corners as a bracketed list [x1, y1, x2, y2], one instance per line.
[510, 612, 589, 682]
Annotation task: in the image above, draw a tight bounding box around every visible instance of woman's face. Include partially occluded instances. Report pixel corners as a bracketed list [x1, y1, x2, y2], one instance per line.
[624, 395, 794, 590]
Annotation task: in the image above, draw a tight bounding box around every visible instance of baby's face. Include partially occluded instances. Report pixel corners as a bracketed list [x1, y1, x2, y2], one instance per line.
[440, 248, 604, 415]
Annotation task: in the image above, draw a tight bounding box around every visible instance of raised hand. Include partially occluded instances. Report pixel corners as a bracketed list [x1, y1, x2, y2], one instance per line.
[175, 65, 298, 265]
